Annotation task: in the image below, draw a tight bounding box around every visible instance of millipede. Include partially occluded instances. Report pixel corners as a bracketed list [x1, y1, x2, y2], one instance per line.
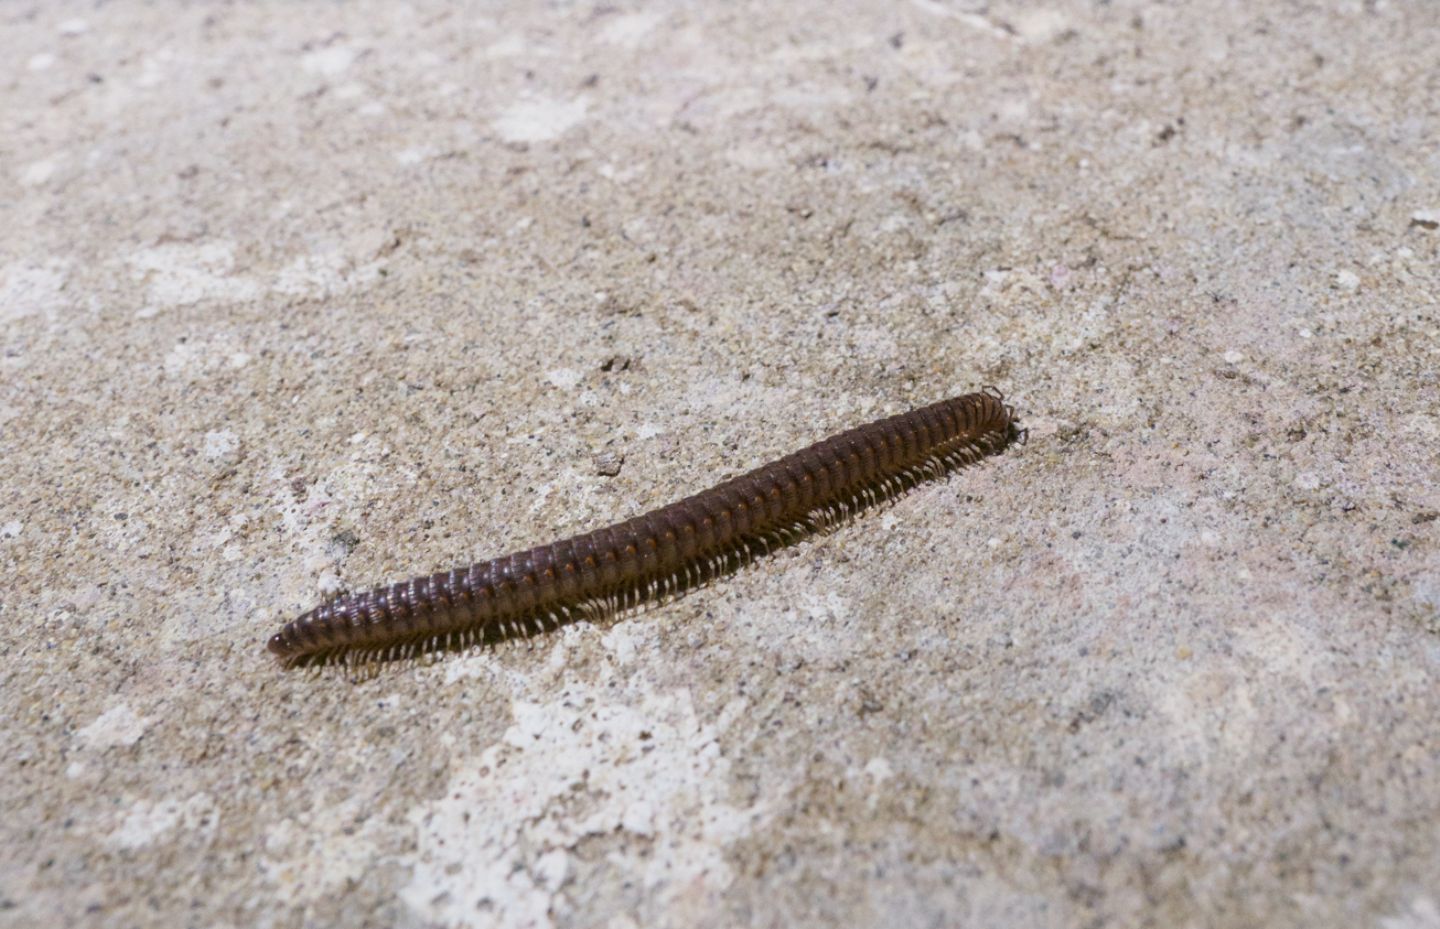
[268, 388, 1021, 668]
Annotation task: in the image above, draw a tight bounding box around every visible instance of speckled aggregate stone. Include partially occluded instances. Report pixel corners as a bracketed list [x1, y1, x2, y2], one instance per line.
[1, 1, 1438, 927]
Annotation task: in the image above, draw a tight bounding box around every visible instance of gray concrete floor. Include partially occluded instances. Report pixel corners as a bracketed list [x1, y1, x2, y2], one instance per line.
[2, 1, 1438, 927]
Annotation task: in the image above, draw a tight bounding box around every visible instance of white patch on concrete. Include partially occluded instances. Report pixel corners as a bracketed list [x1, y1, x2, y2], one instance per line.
[129, 236, 367, 310]
[1152, 614, 1333, 773]
[599, 11, 661, 46]
[28, 53, 56, 71]
[600, 620, 652, 665]
[1233, 616, 1326, 682]
[545, 368, 584, 389]
[1379, 895, 1440, 929]
[773, 85, 854, 111]
[1335, 268, 1361, 291]
[162, 342, 204, 378]
[401, 674, 766, 929]
[19, 159, 57, 187]
[77, 703, 154, 749]
[725, 145, 783, 171]
[108, 793, 217, 849]
[973, 266, 1008, 299]
[302, 45, 357, 76]
[1010, 8, 1071, 43]
[1402, 413, 1438, 439]
[525, 479, 557, 515]
[314, 570, 343, 598]
[1150, 664, 1260, 767]
[443, 654, 495, 685]
[395, 145, 437, 165]
[1414, 576, 1440, 626]
[0, 259, 69, 322]
[909, 0, 1013, 39]
[203, 430, 240, 463]
[0, 520, 22, 540]
[272, 252, 347, 297]
[485, 34, 528, 58]
[751, 591, 856, 664]
[862, 756, 895, 811]
[137, 55, 168, 89]
[850, 324, 899, 360]
[127, 241, 259, 307]
[493, 96, 589, 143]
[58, 18, 89, 36]
[597, 161, 646, 184]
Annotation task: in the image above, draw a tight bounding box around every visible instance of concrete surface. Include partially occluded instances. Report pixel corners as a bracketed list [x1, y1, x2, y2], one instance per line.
[2, 1, 1438, 927]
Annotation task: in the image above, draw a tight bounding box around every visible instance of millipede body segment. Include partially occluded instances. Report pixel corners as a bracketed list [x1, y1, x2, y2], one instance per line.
[269, 390, 1019, 667]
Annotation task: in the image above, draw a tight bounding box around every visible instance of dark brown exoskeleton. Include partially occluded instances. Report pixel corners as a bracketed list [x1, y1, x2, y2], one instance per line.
[269, 390, 1020, 667]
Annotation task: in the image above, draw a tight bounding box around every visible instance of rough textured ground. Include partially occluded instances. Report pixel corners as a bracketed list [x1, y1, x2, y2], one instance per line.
[2, 1, 1438, 927]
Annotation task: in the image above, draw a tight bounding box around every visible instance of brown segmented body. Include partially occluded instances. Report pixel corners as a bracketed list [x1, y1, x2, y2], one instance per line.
[269, 389, 1019, 666]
